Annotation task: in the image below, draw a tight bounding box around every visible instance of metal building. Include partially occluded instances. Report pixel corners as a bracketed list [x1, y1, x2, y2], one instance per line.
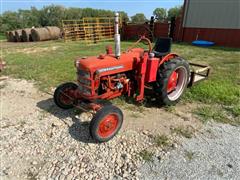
[178, 0, 240, 48]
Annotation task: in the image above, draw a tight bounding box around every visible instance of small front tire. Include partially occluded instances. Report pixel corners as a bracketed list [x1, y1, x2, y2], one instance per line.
[90, 105, 123, 142]
[54, 82, 78, 109]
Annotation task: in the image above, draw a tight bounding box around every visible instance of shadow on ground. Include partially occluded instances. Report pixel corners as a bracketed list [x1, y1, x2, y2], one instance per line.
[37, 98, 96, 144]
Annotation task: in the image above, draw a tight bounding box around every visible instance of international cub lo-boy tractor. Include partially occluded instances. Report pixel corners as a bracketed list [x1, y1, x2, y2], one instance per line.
[54, 13, 210, 142]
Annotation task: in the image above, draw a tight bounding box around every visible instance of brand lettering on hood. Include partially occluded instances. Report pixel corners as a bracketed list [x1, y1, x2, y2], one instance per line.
[98, 65, 124, 73]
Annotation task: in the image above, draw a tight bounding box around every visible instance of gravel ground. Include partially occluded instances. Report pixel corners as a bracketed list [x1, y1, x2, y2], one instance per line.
[140, 122, 240, 180]
[0, 78, 170, 179]
[2, 78, 236, 180]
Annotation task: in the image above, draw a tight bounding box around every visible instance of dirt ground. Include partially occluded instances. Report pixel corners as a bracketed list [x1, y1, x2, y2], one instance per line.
[0, 77, 202, 179]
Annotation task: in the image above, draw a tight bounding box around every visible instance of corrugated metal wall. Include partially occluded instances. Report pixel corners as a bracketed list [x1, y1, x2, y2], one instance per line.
[183, 0, 240, 29]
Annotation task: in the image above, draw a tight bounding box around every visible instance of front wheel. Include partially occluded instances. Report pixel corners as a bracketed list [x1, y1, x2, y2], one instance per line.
[54, 82, 78, 109]
[90, 105, 123, 142]
[154, 57, 190, 105]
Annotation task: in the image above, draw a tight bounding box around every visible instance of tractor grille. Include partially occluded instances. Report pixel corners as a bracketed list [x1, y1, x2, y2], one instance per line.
[77, 70, 92, 95]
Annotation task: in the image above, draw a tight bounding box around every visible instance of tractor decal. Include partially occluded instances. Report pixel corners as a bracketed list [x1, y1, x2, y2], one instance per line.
[97, 65, 124, 73]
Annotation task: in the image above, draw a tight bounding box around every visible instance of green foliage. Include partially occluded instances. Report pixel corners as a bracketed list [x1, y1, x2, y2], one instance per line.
[153, 135, 169, 147]
[153, 8, 167, 21]
[38, 5, 66, 27]
[171, 127, 193, 138]
[194, 106, 240, 126]
[0, 5, 129, 33]
[139, 150, 154, 161]
[167, 6, 183, 20]
[0, 33, 6, 40]
[131, 13, 147, 23]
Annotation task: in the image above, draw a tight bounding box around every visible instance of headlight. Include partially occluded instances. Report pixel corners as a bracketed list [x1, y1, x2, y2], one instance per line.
[77, 69, 90, 78]
[78, 78, 91, 86]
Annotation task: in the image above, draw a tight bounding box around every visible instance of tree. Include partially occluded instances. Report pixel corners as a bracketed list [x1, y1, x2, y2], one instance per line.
[153, 8, 167, 21]
[0, 5, 129, 32]
[167, 6, 182, 20]
[131, 13, 147, 23]
[119, 11, 129, 22]
[38, 5, 66, 27]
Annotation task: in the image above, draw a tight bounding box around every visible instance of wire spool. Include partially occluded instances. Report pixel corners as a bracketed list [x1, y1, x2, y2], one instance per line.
[22, 28, 33, 42]
[15, 29, 23, 42]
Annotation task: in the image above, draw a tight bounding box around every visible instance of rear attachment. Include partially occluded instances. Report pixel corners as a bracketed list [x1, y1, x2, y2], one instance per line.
[188, 63, 210, 87]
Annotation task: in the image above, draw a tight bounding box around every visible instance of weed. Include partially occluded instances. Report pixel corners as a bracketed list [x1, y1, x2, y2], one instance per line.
[153, 135, 169, 147]
[224, 105, 240, 117]
[164, 106, 175, 113]
[185, 150, 194, 160]
[139, 149, 154, 162]
[130, 113, 140, 118]
[171, 126, 193, 138]
[195, 106, 239, 126]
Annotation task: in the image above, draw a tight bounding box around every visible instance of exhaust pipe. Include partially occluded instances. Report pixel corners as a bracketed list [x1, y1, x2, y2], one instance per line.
[114, 12, 121, 58]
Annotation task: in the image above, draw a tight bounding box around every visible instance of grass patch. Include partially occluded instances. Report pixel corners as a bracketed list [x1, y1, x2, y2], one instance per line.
[153, 134, 170, 147]
[195, 105, 240, 126]
[2, 40, 239, 124]
[139, 149, 154, 162]
[171, 126, 193, 138]
[172, 43, 239, 112]
[0, 33, 6, 40]
[164, 105, 175, 113]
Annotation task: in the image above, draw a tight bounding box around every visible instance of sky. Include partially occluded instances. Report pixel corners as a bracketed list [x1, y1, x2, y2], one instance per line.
[1, 0, 184, 18]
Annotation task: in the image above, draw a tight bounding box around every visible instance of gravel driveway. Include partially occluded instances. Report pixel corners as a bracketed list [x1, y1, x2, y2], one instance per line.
[2, 78, 238, 179]
[140, 122, 240, 180]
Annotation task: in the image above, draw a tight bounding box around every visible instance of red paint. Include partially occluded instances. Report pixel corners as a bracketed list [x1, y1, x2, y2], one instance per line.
[98, 114, 119, 138]
[145, 57, 159, 82]
[167, 71, 178, 93]
[122, 22, 170, 40]
[159, 53, 178, 66]
[136, 52, 148, 101]
[153, 22, 170, 37]
[59, 88, 75, 105]
[181, 28, 240, 48]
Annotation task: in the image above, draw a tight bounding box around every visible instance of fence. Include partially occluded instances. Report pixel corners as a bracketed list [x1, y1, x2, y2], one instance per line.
[62, 17, 122, 44]
[122, 22, 170, 41]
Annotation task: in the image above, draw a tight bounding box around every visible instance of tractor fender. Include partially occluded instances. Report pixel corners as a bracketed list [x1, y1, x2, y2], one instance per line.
[159, 53, 179, 66]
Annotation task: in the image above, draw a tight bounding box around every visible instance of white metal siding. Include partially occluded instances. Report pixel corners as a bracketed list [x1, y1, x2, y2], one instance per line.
[183, 0, 240, 29]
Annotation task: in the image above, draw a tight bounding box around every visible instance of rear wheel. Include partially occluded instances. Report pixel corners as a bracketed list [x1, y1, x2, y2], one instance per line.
[154, 58, 190, 105]
[90, 105, 123, 142]
[54, 82, 78, 109]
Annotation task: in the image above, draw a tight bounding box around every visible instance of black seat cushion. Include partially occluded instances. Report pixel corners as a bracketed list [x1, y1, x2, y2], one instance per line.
[153, 37, 172, 57]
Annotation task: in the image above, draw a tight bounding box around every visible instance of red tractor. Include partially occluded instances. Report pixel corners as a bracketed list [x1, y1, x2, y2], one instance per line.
[54, 13, 210, 142]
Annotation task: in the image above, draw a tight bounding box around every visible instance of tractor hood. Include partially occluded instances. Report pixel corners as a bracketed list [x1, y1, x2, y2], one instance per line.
[76, 48, 144, 76]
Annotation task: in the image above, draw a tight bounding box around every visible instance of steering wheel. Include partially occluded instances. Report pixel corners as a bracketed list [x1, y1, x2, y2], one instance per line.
[127, 36, 153, 53]
[137, 26, 154, 44]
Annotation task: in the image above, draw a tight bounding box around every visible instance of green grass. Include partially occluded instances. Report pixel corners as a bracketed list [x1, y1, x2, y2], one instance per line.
[171, 126, 193, 138]
[194, 105, 240, 126]
[1, 40, 240, 125]
[153, 134, 170, 147]
[185, 150, 194, 160]
[0, 33, 6, 40]
[139, 149, 154, 162]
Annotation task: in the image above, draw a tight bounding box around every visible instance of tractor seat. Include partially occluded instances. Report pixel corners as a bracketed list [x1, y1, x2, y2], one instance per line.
[153, 37, 172, 57]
